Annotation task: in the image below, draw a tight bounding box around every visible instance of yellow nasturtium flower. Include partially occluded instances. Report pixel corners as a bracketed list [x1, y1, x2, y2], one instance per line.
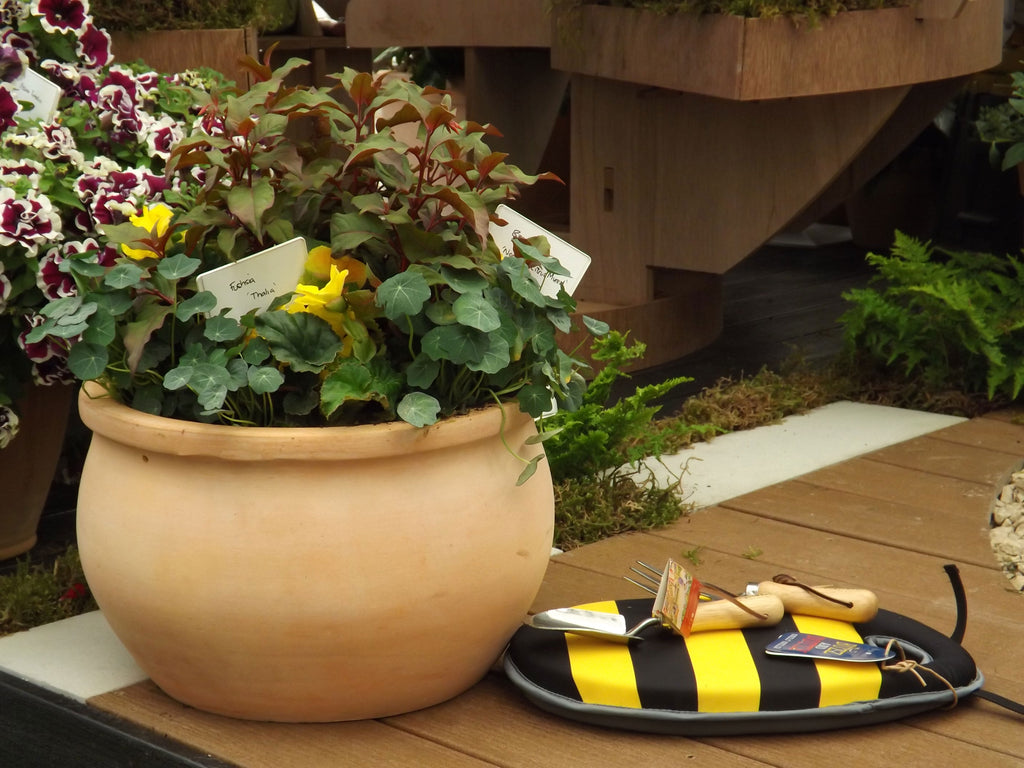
[121, 203, 174, 260]
[303, 245, 369, 289]
[285, 264, 350, 339]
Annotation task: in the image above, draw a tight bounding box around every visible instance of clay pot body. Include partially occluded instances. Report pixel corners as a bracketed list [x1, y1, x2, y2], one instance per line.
[76, 384, 553, 722]
[0, 384, 73, 561]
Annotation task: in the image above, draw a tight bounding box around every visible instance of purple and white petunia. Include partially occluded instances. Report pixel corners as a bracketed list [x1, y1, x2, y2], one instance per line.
[0, 404, 19, 449]
[0, 188, 62, 256]
[31, 0, 88, 35]
[0, 84, 19, 131]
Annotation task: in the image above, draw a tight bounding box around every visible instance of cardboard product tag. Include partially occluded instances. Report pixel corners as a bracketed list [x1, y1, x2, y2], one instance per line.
[652, 559, 702, 637]
[195, 237, 308, 319]
[490, 205, 591, 298]
[765, 632, 897, 663]
[11, 69, 62, 123]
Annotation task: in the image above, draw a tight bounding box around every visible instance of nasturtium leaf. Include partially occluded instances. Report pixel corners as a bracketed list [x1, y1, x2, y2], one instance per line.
[517, 381, 555, 418]
[583, 315, 611, 336]
[226, 358, 249, 389]
[512, 237, 571, 277]
[405, 354, 440, 388]
[163, 364, 194, 391]
[67, 342, 108, 380]
[376, 271, 432, 320]
[516, 455, 543, 487]
[241, 336, 271, 365]
[420, 325, 490, 365]
[248, 365, 285, 394]
[545, 308, 572, 334]
[82, 308, 116, 346]
[176, 291, 218, 321]
[255, 311, 342, 373]
[157, 253, 202, 280]
[440, 266, 489, 293]
[452, 293, 501, 332]
[466, 335, 510, 375]
[104, 262, 147, 289]
[396, 392, 440, 428]
[203, 315, 246, 342]
[498, 258, 547, 308]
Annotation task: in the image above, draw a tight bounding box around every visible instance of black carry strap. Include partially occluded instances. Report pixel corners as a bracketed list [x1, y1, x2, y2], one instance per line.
[943, 563, 1024, 717]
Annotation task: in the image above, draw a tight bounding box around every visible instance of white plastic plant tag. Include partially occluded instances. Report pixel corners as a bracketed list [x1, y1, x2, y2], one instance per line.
[196, 236, 308, 319]
[765, 632, 896, 663]
[490, 205, 591, 298]
[11, 69, 62, 123]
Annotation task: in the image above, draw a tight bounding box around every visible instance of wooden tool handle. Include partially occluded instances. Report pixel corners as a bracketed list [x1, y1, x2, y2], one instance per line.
[691, 594, 785, 633]
[757, 581, 879, 622]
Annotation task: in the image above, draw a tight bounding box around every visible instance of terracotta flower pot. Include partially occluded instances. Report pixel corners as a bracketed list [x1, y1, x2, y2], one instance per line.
[0, 384, 74, 561]
[75, 383, 554, 722]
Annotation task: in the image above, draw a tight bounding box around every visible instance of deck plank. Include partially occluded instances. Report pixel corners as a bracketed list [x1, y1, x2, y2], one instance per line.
[383, 675, 774, 768]
[720, 480, 998, 568]
[90, 682, 497, 768]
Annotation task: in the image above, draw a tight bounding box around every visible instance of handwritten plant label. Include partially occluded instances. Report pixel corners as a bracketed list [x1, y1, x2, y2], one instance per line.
[11, 69, 62, 123]
[766, 633, 896, 663]
[652, 559, 702, 637]
[490, 205, 591, 298]
[195, 237, 308, 319]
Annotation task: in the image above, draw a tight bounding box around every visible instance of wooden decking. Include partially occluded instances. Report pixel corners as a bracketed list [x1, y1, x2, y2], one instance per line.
[83, 410, 1024, 767]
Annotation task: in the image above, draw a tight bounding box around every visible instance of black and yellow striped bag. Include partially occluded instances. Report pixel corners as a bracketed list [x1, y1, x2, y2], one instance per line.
[504, 598, 982, 735]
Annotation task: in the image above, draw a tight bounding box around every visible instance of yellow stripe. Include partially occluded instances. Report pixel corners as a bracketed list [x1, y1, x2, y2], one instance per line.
[792, 615, 882, 707]
[687, 629, 761, 712]
[564, 601, 642, 708]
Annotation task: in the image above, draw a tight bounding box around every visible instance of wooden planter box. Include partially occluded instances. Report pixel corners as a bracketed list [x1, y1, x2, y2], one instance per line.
[551, 0, 1003, 100]
[109, 28, 259, 88]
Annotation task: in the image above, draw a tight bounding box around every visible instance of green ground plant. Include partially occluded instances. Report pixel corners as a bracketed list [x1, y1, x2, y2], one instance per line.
[839, 232, 1024, 402]
[0, 547, 96, 637]
[541, 332, 711, 550]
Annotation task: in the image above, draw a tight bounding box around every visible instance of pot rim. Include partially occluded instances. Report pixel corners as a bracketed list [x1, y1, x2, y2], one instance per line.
[77, 381, 535, 461]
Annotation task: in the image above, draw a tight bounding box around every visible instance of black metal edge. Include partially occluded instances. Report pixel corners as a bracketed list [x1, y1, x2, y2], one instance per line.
[0, 669, 235, 768]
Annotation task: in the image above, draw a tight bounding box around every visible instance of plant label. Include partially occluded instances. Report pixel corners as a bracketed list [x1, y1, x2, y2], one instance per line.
[11, 69, 62, 123]
[196, 236, 308, 319]
[765, 633, 896, 663]
[652, 559, 702, 637]
[491, 205, 591, 298]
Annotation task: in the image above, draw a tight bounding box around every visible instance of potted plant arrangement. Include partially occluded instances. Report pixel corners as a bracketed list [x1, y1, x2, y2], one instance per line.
[31, 50, 605, 721]
[0, 0, 215, 559]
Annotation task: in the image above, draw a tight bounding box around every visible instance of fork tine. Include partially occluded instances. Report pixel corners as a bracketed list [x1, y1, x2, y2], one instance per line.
[624, 576, 659, 595]
[627, 566, 662, 587]
[636, 560, 664, 577]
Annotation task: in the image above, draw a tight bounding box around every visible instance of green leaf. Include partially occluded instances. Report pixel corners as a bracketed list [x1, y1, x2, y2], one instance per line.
[204, 316, 246, 342]
[499, 258, 547, 307]
[176, 291, 218, 321]
[452, 293, 501, 332]
[582, 315, 611, 336]
[319, 361, 374, 418]
[405, 354, 440, 388]
[124, 303, 174, 373]
[241, 336, 271, 365]
[157, 253, 202, 280]
[516, 455, 543, 487]
[255, 311, 342, 373]
[248, 365, 285, 394]
[67, 342, 108, 380]
[104, 262, 147, 289]
[82, 308, 116, 346]
[331, 210, 387, 251]
[466, 335, 511, 375]
[163, 365, 194, 390]
[396, 392, 440, 427]
[376, 271, 432, 320]
[517, 381, 555, 418]
[421, 325, 490, 365]
[227, 177, 275, 238]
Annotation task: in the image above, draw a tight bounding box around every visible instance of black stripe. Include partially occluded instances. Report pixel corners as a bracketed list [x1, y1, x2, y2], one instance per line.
[743, 614, 823, 711]
[617, 599, 699, 711]
[507, 626, 582, 702]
